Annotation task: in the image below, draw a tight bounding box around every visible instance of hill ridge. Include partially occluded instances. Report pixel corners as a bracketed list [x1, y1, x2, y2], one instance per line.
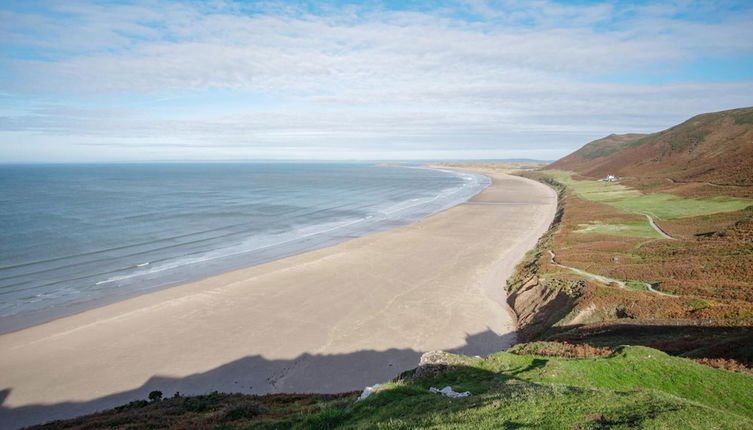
[548, 107, 753, 193]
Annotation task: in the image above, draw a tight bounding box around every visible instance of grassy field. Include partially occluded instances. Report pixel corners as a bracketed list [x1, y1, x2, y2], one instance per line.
[575, 220, 663, 238]
[542, 169, 753, 220]
[33, 345, 753, 429]
[624, 280, 651, 291]
[541, 169, 641, 202]
[495, 345, 753, 416]
[612, 194, 753, 220]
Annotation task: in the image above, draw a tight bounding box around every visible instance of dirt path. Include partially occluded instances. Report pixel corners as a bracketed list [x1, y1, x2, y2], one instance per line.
[548, 250, 677, 297]
[640, 213, 675, 240]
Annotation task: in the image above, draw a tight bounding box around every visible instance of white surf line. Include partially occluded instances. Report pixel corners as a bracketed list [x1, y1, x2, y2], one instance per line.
[548, 250, 678, 297]
[640, 213, 675, 240]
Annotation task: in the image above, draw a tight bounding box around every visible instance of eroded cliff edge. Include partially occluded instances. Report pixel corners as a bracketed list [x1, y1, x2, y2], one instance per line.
[505, 174, 583, 342]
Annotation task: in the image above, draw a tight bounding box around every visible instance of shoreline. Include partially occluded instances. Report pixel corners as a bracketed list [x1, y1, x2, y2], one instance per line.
[0, 170, 557, 429]
[0, 166, 488, 335]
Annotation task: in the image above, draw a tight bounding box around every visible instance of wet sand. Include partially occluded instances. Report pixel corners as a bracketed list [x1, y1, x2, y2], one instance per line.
[0, 171, 556, 429]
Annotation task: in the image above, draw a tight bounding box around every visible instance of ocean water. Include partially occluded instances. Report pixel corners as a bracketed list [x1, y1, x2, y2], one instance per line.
[0, 163, 488, 332]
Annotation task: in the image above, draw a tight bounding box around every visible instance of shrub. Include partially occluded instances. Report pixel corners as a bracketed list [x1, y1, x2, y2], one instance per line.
[302, 407, 349, 429]
[183, 397, 210, 412]
[221, 401, 268, 421]
[148, 390, 163, 402]
[113, 399, 148, 411]
[686, 298, 710, 312]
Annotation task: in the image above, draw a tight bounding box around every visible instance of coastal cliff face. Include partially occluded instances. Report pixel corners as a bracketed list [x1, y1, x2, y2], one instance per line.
[507, 276, 581, 342]
[504, 176, 586, 342]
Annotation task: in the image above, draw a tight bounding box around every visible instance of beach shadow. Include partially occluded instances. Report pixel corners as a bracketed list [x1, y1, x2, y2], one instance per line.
[0, 329, 516, 429]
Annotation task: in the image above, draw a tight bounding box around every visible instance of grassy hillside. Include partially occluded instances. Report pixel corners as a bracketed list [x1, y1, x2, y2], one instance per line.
[508, 167, 753, 367]
[547, 107, 753, 194]
[28, 346, 753, 429]
[500, 110, 753, 372]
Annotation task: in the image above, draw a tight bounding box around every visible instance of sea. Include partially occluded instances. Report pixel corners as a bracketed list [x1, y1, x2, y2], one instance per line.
[0, 162, 488, 333]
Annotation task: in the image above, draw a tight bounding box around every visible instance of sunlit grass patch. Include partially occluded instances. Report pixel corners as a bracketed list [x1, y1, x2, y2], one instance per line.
[540, 169, 641, 202]
[488, 346, 753, 418]
[625, 280, 650, 291]
[612, 193, 753, 219]
[541, 169, 753, 219]
[345, 346, 753, 429]
[575, 220, 663, 238]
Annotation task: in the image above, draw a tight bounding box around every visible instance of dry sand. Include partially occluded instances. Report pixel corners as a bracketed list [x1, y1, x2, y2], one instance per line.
[0, 171, 556, 429]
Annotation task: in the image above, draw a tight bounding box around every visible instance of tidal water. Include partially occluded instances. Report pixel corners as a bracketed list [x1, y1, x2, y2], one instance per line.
[0, 162, 488, 332]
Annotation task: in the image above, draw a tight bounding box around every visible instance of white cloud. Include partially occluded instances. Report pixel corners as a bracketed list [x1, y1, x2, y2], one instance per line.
[0, 0, 752, 161]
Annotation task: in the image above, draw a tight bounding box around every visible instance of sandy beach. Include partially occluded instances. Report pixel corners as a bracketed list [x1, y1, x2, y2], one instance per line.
[0, 171, 556, 429]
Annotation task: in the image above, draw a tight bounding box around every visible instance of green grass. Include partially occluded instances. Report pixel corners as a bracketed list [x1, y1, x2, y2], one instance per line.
[487, 346, 753, 418]
[611, 193, 752, 219]
[624, 280, 650, 291]
[343, 346, 753, 429]
[540, 269, 577, 278]
[734, 110, 753, 125]
[575, 220, 663, 238]
[541, 169, 641, 202]
[541, 169, 753, 219]
[348, 381, 738, 429]
[33, 346, 753, 429]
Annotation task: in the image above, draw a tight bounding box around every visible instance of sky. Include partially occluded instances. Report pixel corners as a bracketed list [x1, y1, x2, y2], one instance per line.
[1, 0, 752, 162]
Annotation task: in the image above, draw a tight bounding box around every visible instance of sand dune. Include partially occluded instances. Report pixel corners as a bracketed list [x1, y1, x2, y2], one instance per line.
[0, 171, 556, 429]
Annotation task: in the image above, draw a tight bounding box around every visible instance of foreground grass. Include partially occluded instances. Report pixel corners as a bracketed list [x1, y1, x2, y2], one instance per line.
[490, 345, 753, 417]
[541, 169, 752, 219]
[349, 381, 735, 429]
[32, 346, 753, 429]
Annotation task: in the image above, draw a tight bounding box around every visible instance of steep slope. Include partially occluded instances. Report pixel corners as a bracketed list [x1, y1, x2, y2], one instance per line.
[546, 133, 647, 174]
[548, 107, 753, 188]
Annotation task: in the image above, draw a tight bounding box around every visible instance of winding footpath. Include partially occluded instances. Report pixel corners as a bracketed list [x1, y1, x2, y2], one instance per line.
[640, 213, 675, 240]
[548, 250, 677, 297]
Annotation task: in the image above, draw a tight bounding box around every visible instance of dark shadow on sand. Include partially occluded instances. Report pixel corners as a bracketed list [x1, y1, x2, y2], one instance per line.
[1, 330, 515, 429]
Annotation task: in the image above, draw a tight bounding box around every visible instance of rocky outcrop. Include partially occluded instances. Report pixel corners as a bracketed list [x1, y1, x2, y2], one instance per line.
[413, 351, 450, 378]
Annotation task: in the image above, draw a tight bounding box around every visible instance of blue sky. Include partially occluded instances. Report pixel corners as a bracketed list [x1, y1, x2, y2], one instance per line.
[1, 0, 752, 162]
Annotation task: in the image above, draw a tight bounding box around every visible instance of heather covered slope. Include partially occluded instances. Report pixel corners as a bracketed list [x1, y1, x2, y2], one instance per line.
[546, 133, 647, 174]
[495, 108, 753, 372]
[548, 107, 753, 193]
